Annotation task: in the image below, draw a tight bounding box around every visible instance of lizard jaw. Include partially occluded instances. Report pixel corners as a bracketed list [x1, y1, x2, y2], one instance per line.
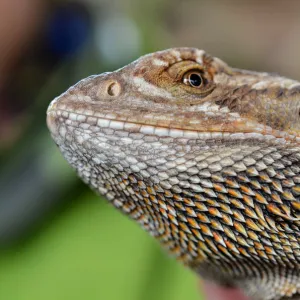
[47, 108, 295, 146]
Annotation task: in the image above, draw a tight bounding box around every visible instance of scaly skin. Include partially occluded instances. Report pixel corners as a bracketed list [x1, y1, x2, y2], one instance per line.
[47, 48, 300, 300]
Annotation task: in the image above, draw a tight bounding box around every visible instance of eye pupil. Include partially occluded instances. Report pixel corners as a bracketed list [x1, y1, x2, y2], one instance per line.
[182, 71, 204, 88]
[189, 73, 202, 87]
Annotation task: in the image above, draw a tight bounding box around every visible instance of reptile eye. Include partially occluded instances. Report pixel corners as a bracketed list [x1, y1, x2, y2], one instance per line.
[183, 71, 203, 88]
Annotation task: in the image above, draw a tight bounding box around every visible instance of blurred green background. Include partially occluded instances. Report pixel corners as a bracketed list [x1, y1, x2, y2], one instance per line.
[1, 0, 300, 299]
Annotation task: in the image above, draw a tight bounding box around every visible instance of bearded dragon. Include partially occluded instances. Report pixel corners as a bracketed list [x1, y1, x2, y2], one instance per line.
[47, 48, 300, 300]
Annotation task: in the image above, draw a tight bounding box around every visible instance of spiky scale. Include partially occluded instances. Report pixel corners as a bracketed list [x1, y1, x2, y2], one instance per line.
[246, 219, 262, 232]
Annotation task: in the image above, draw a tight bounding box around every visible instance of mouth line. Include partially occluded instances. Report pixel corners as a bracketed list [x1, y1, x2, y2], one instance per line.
[47, 108, 298, 143]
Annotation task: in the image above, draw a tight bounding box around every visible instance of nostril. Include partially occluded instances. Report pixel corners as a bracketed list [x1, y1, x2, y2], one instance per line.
[97, 80, 121, 100]
[107, 81, 121, 96]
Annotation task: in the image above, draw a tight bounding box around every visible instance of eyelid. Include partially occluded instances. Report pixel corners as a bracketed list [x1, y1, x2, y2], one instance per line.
[166, 60, 204, 80]
[178, 67, 205, 82]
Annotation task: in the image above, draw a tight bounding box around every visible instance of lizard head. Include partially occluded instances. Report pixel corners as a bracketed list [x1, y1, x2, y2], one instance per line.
[47, 47, 300, 141]
[47, 48, 300, 300]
